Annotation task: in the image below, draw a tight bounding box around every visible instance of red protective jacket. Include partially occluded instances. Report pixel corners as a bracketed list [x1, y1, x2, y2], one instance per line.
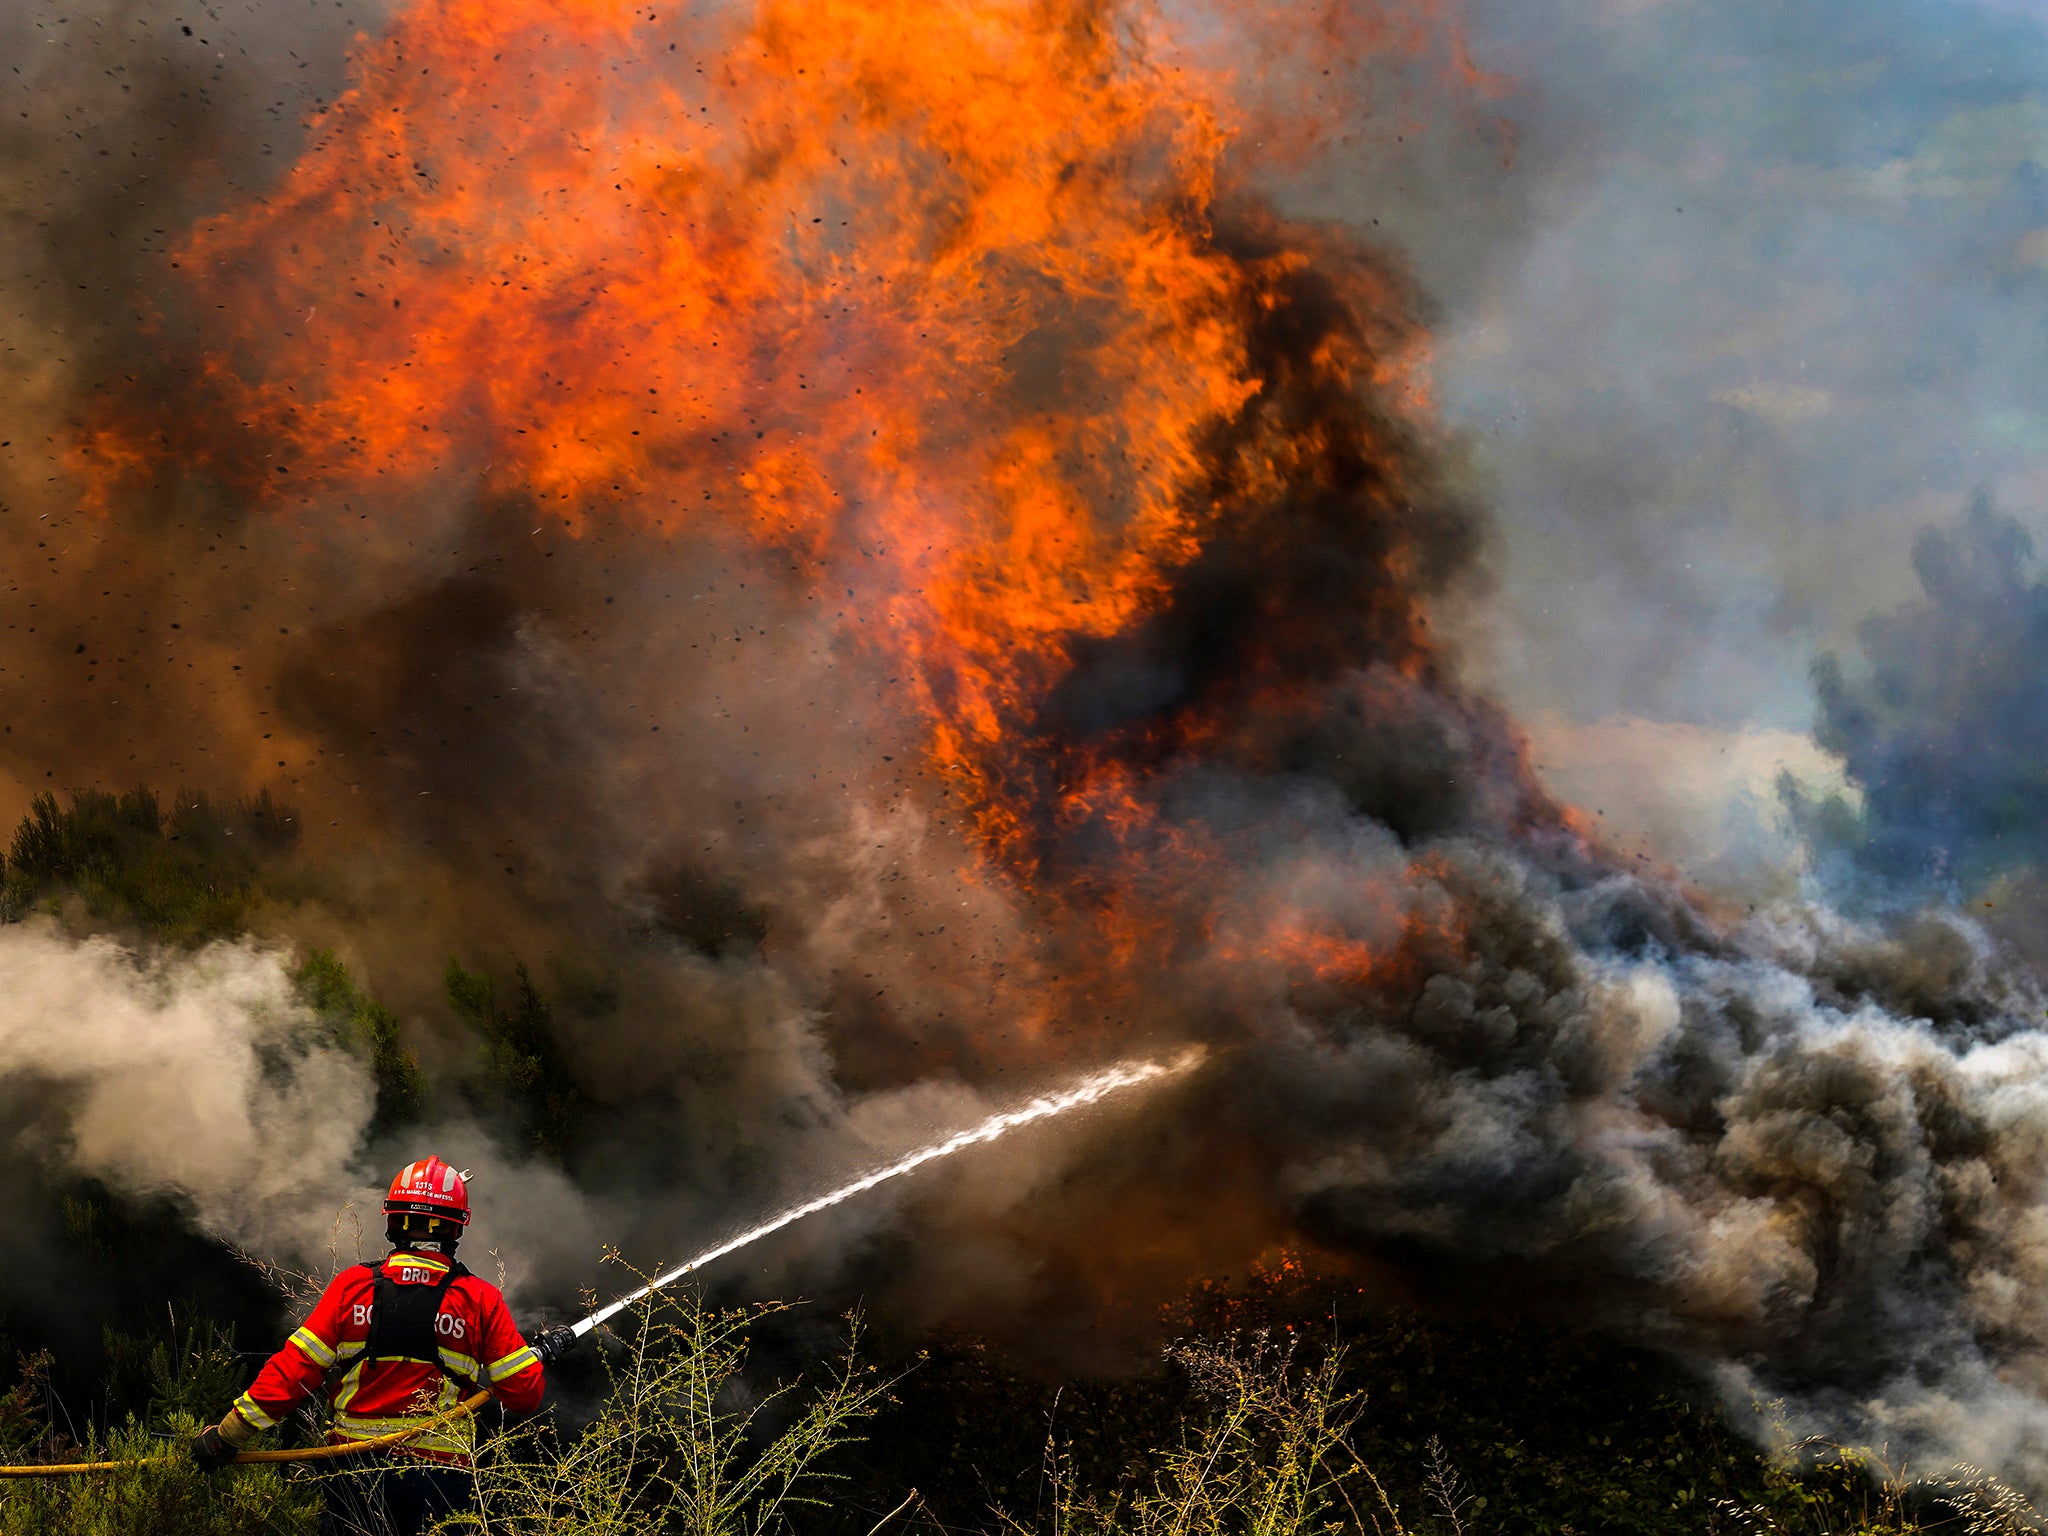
[231, 1249, 545, 1465]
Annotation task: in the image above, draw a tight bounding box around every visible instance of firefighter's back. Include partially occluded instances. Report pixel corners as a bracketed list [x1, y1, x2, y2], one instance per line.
[196, 1158, 548, 1536]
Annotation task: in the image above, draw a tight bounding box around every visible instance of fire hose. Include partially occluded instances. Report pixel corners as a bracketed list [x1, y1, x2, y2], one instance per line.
[0, 1048, 1199, 1481]
[0, 1387, 494, 1477]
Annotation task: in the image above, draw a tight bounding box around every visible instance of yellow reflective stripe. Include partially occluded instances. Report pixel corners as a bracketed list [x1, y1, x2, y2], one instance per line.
[439, 1347, 481, 1378]
[380, 1253, 450, 1276]
[331, 1411, 474, 1454]
[332, 1357, 368, 1413]
[231, 1393, 279, 1432]
[331, 1412, 471, 1434]
[488, 1346, 538, 1382]
[289, 1327, 337, 1368]
[334, 1434, 469, 1455]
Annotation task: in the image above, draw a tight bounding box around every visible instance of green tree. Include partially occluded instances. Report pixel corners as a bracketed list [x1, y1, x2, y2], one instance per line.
[292, 950, 427, 1135]
[447, 959, 587, 1162]
[1, 787, 298, 945]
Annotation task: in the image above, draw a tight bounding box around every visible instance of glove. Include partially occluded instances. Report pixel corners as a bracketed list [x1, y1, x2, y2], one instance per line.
[192, 1425, 240, 1474]
[533, 1326, 580, 1366]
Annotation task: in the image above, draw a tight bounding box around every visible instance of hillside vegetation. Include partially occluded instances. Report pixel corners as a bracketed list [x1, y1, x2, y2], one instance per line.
[0, 788, 2036, 1533]
[3, 1278, 2034, 1535]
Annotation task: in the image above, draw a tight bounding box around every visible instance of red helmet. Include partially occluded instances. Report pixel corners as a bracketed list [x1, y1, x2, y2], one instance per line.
[383, 1156, 471, 1227]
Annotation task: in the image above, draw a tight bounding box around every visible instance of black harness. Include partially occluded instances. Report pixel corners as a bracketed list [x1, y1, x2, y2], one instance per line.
[361, 1254, 476, 1387]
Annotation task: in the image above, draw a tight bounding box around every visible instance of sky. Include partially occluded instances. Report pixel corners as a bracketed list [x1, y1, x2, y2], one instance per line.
[1246, 0, 2048, 878]
[1323, 0, 2048, 735]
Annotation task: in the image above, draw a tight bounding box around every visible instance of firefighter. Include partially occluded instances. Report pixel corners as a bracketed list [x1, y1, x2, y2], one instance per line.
[190, 1156, 576, 1535]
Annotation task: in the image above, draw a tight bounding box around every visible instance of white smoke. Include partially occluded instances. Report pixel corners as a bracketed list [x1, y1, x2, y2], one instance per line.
[0, 922, 375, 1259]
[0, 913, 1181, 1325]
[0, 920, 615, 1307]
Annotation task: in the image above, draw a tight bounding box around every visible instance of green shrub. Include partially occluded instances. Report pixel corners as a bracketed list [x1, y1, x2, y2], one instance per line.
[1717, 1439, 2046, 1536]
[294, 949, 428, 1133]
[0, 1413, 317, 1536]
[474, 1283, 888, 1534]
[447, 959, 587, 1162]
[0, 1319, 315, 1536]
[6, 1296, 2042, 1536]
[0, 1356, 51, 1460]
[103, 1319, 248, 1431]
[0, 787, 299, 945]
[997, 1334, 1401, 1536]
[983, 1338, 2048, 1536]
[10, 1183, 287, 1434]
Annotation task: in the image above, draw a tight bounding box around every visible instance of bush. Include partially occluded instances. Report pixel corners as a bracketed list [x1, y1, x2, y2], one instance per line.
[0, 787, 299, 945]
[0, 1356, 51, 1460]
[6, 1297, 2043, 1536]
[447, 959, 588, 1163]
[294, 949, 428, 1134]
[1718, 1440, 2047, 1536]
[474, 1281, 888, 1534]
[998, 1333, 1400, 1536]
[0, 1321, 315, 1536]
[986, 1337, 2048, 1536]
[0, 1414, 318, 1536]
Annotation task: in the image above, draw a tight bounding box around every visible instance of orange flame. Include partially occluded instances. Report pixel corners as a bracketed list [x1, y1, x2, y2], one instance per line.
[79, 0, 1514, 1014]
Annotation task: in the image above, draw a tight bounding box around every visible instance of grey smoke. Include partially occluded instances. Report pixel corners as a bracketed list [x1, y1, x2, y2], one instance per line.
[1800, 497, 2048, 902]
[1172, 828, 2048, 1482]
[0, 924, 374, 1257]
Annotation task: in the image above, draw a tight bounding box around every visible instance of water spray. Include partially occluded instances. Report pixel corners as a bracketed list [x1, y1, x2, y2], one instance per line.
[544, 1047, 1205, 1353]
[0, 1049, 1201, 1473]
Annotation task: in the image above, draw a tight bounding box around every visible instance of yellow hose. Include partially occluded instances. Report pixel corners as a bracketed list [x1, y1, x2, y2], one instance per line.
[0, 1388, 494, 1478]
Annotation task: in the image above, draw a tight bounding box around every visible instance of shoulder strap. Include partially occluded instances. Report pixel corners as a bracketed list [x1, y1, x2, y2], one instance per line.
[363, 1257, 469, 1370]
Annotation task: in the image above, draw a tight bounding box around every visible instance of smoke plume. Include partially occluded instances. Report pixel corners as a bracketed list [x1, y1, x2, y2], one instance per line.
[1803, 496, 2048, 901]
[0, 925, 372, 1256]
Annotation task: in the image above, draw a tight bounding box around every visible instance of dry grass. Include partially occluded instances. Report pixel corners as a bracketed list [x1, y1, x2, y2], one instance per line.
[467, 1271, 890, 1535]
[9, 1289, 2047, 1536]
[1716, 1438, 2048, 1536]
[993, 1333, 1407, 1536]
